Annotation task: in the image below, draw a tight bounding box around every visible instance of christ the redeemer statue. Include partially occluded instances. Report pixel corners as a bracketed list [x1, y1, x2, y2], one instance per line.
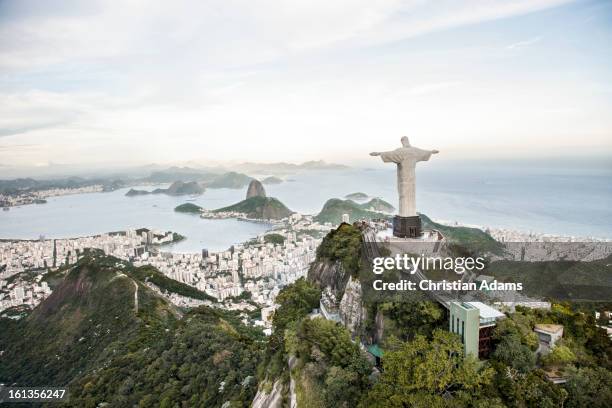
[371, 136, 439, 238]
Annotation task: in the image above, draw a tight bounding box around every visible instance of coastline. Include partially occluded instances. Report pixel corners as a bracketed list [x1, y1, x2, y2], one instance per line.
[432, 218, 611, 242]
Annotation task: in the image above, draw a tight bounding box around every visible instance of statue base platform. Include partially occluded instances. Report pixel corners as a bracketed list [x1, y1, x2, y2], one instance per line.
[393, 215, 422, 238]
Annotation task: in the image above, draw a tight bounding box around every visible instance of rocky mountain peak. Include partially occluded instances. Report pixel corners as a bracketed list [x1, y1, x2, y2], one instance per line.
[246, 179, 266, 199]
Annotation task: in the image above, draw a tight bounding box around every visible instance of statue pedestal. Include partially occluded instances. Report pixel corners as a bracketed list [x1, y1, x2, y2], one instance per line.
[393, 215, 421, 238]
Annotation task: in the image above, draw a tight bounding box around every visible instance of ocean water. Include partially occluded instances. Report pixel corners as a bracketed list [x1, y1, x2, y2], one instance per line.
[262, 162, 611, 239]
[1, 162, 610, 253]
[0, 185, 272, 253]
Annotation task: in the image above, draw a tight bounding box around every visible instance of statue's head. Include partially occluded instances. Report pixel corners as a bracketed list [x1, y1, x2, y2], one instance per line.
[401, 136, 410, 147]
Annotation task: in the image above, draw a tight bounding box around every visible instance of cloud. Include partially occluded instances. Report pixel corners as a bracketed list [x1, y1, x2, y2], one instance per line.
[0, 90, 88, 138]
[3, 0, 608, 168]
[506, 36, 543, 49]
[0, 0, 572, 71]
[407, 82, 463, 96]
[0, 124, 65, 138]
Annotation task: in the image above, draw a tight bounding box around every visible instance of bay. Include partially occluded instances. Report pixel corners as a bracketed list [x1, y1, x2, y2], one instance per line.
[1, 161, 610, 252]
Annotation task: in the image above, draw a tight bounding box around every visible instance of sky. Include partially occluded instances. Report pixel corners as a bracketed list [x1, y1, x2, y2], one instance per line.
[0, 0, 611, 170]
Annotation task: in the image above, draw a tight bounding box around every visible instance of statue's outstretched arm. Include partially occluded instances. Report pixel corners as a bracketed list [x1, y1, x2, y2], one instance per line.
[370, 152, 381, 156]
[431, 150, 439, 154]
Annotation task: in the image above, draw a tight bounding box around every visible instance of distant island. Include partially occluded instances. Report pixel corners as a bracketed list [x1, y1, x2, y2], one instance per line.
[314, 197, 395, 224]
[205, 172, 252, 189]
[344, 192, 369, 201]
[125, 189, 150, 197]
[314, 198, 387, 224]
[343, 194, 394, 212]
[214, 196, 293, 220]
[360, 197, 394, 213]
[154, 181, 205, 195]
[262, 176, 283, 185]
[174, 203, 203, 214]
[125, 181, 205, 197]
[173, 178, 292, 220]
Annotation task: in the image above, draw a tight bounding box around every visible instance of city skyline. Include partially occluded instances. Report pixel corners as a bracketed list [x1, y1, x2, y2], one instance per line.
[1, 0, 611, 169]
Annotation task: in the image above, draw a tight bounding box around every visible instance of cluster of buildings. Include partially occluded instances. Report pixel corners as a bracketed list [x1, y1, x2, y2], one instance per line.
[0, 229, 175, 278]
[0, 229, 176, 313]
[432, 219, 609, 243]
[0, 212, 328, 319]
[200, 209, 263, 221]
[134, 230, 321, 306]
[0, 185, 104, 208]
[0, 274, 52, 315]
[486, 227, 610, 243]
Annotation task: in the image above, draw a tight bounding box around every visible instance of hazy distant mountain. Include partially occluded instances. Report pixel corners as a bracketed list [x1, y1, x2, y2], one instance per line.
[232, 160, 349, 175]
[0, 177, 125, 195]
[125, 181, 206, 196]
[143, 169, 253, 189]
[145, 166, 220, 183]
[155, 181, 206, 195]
[262, 176, 283, 185]
[1, 160, 346, 192]
[205, 171, 253, 189]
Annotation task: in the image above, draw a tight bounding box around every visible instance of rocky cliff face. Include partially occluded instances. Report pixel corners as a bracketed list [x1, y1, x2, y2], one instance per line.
[308, 260, 347, 295]
[374, 307, 385, 344]
[251, 379, 284, 408]
[339, 276, 365, 333]
[252, 355, 298, 408]
[308, 260, 366, 335]
[246, 179, 266, 199]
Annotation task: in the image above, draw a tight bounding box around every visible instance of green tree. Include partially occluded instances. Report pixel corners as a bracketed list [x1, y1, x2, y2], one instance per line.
[297, 317, 360, 367]
[381, 300, 445, 340]
[316, 223, 362, 275]
[564, 366, 612, 408]
[494, 369, 567, 408]
[360, 330, 495, 407]
[264, 278, 321, 377]
[541, 345, 576, 367]
[324, 366, 359, 408]
[493, 314, 538, 351]
[264, 233, 285, 245]
[491, 333, 536, 373]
